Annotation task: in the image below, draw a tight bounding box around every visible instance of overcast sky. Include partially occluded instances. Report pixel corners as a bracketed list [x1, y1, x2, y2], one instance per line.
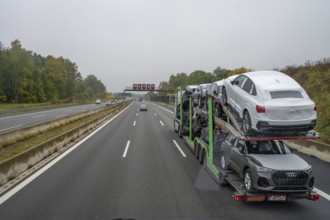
[1, 0, 330, 92]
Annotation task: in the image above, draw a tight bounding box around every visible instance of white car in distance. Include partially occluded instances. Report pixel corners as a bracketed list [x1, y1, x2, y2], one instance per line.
[193, 83, 211, 108]
[139, 103, 148, 111]
[209, 75, 238, 117]
[222, 71, 317, 135]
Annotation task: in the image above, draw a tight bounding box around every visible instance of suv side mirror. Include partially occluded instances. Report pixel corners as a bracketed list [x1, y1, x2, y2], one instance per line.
[213, 90, 218, 96]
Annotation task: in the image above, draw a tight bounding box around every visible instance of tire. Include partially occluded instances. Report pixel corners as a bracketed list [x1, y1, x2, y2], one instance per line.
[194, 143, 200, 159]
[222, 88, 227, 105]
[242, 110, 252, 135]
[244, 169, 253, 191]
[178, 125, 183, 138]
[203, 151, 207, 168]
[199, 148, 204, 164]
[219, 172, 228, 186]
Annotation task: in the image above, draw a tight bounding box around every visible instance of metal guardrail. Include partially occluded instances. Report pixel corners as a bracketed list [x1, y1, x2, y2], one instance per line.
[287, 139, 330, 163]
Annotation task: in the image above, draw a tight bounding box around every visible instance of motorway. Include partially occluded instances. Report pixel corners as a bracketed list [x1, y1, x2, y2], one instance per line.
[0, 101, 329, 219]
[0, 103, 107, 134]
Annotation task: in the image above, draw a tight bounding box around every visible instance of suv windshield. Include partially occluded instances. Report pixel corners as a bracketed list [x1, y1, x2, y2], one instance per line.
[246, 140, 291, 155]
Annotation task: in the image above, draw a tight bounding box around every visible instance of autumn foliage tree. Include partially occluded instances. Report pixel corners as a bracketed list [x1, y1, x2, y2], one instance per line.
[0, 39, 107, 103]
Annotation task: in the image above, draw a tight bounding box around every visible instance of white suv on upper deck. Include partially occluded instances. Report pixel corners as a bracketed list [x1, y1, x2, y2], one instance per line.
[222, 71, 317, 135]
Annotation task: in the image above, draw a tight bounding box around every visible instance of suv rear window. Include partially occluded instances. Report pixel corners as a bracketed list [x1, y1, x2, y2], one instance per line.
[270, 90, 303, 99]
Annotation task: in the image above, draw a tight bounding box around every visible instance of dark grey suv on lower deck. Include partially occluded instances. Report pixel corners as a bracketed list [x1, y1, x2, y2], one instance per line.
[219, 134, 314, 194]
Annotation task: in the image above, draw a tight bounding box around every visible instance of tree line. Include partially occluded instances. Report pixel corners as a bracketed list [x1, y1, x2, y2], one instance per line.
[158, 67, 250, 92]
[159, 59, 330, 143]
[0, 40, 106, 103]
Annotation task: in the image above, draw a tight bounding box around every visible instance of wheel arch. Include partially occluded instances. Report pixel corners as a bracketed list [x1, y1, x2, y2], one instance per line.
[243, 107, 256, 129]
[243, 166, 250, 177]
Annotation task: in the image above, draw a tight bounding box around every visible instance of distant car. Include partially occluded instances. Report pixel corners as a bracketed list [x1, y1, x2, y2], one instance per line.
[183, 85, 198, 101]
[220, 134, 314, 193]
[140, 103, 147, 111]
[106, 100, 112, 106]
[193, 83, 211, 108]
[95, 99, 101, 104]
[222, 71, 317, 135]
[185, 85, 198, 95]
[206, 83, 214, 97]
[138, 97, 143, 102]
[209, 80, 224, 116]
[210, 75, 238, 117]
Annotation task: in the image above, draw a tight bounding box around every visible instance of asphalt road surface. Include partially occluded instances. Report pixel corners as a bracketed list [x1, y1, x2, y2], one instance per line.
[0, 103, 107, 134]
[0, 101, 329, 220]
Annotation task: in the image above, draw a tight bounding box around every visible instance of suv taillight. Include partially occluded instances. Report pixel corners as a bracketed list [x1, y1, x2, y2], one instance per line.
[256, 105, 265, 113]
[314, 105, 317, 111]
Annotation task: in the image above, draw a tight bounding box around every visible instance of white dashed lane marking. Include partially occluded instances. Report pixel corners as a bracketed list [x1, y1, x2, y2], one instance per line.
[172, 140, 186, 157]
[122, 140, 131, 158]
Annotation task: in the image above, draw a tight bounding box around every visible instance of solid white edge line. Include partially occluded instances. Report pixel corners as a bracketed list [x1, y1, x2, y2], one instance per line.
[172, 140, 186, 157]
[0, 103, 132, 205]
[0, 125, 23, 132]
[160, 121, 164, 126]
[315, 187, 330, 201]
[133, 121, 136, 126]
[32, 114, 46, 118]
[122, 140, 131, 158]
[56, 114, 66, 119]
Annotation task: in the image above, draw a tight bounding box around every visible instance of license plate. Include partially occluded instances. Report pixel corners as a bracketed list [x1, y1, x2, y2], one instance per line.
[267, 195, 287, 201]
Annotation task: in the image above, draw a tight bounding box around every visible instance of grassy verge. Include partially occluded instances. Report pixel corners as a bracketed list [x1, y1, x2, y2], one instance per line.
[0, 103, 50, 109]
[0, 102, 130, 163]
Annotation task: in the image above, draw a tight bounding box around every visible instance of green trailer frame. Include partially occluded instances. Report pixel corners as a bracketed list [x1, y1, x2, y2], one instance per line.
[173, 87, 320, 202]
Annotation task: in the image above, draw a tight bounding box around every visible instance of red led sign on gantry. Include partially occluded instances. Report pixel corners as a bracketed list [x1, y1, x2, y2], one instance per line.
[132, 84, 155, 90]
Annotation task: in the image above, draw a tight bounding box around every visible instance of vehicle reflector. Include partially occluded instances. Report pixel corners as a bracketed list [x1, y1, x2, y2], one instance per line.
[246, 195, 266, 202]
[232, 194, 245, 201]
[256, 105, 266, 113]
[310, 194, 319, 201]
